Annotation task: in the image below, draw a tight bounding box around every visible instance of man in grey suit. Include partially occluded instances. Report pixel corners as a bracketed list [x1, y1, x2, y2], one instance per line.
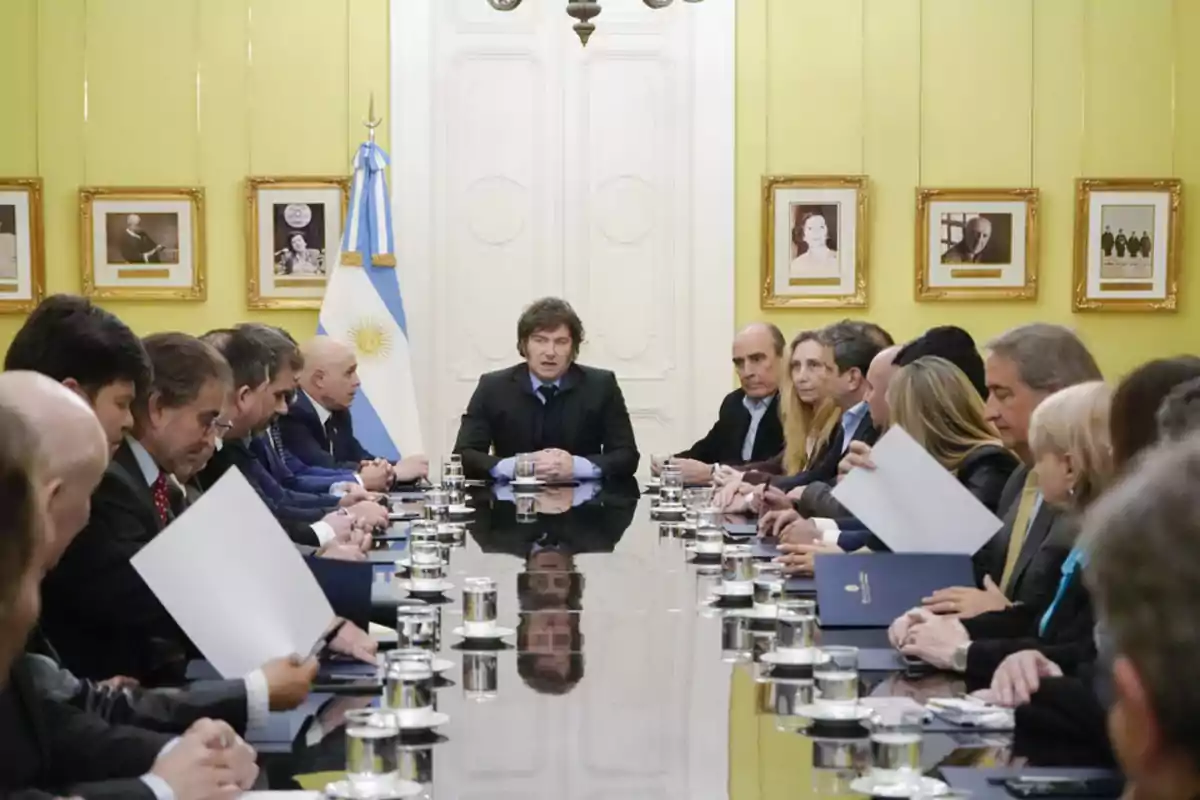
[919, 323, 1103, 619]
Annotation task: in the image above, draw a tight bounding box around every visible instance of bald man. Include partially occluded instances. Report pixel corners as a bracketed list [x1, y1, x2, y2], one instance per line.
[119, 214, 164, 264]
[942, 216, 993, 264]
[0, 372, 318, 736]
[279, 336, 427, 491]
[655, 323, 787, 485]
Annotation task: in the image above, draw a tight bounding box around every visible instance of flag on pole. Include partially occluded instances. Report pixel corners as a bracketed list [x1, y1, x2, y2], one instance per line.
[317, 138, 423, 461]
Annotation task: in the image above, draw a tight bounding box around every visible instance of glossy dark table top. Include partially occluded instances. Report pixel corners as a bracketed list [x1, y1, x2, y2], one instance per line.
[261, 482, 1024, 798]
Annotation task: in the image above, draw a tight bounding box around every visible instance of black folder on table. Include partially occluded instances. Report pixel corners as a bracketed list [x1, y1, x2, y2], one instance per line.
[724, 521, 758, 538]
[940, 769, 1124, 800]
[814, 553, 974, 628]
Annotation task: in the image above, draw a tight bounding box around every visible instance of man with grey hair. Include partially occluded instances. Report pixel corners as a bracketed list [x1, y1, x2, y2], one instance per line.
[120, 213, 165, 264]
[1084, 434, 1200, 799]
[657, 322, 787, 485]
[918, 323, 1102, 620]
[1157, 376, 1200, 442]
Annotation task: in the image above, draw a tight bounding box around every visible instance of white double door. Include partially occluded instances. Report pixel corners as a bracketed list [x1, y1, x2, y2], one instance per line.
[391, 0, 735, 471]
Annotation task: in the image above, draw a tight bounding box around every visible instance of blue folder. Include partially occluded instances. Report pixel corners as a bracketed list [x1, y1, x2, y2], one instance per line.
[752, 541, 780, 560]
[940, 769, 1123, 800]
[814, 553, 975, 628]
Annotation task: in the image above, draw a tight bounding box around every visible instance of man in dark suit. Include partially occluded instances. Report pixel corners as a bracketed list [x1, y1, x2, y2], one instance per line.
[915, 323, 1102, 619]
[196, 326, 387, 549]
[452, 297, 640, 481]
[118, 214, 164, 264]
[279, 335, 428, 491]
[1101, 225, 1114, 257]
[658, 323, 786, 485]
[942, 216, 993, 263]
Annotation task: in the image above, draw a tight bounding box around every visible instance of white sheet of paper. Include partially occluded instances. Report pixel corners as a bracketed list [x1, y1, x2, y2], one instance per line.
[830, 426, 1004, 555]
[132, 470, 335, 678]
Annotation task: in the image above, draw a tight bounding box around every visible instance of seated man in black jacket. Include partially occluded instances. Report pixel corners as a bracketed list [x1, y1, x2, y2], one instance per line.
[0, 371, 318, 735]
[656, 323, 786, 486]
[0, 392, 258, 800]
[889, 381, 1111, 684]
[454, 297, 640, 481]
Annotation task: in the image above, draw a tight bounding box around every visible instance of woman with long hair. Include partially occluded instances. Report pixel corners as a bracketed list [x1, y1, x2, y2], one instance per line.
[713, 330, 837, 508]
[889, 381, 1113, 684]
[772, 356, 1018, 569]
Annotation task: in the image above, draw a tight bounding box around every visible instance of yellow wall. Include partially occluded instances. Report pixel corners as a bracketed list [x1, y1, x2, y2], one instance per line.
[737, 0, 1200, 378]
[0, 0, 388, 344]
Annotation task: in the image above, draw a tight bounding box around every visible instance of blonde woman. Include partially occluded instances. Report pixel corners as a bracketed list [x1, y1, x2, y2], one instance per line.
[773, 356, 1019, 570]
[889, 381, 1113, 683]
[713, 330, 836, 509]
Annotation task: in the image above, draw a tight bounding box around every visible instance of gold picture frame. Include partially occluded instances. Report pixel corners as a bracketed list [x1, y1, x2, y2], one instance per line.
[0, 178, 46, 313]
[915, 187, 1039, 302]
[245, 176, 351, 310]
[761, 175, 869, 308]
[1073, 178, 1182, 312]
[80, 187, 206, 301]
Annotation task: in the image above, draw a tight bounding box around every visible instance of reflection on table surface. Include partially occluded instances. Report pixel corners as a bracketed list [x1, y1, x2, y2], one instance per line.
[263, 484, 1030, 799]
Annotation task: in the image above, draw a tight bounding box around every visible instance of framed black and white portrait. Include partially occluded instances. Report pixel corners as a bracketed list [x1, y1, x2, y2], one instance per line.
[0, 178, 45, 313]
[1074, 179, 1182, 312]
[81, 187, 205, 301]
[246, 177, 350, 310]
[916, 188, 1039, 301]
[761, 175, 868, 308]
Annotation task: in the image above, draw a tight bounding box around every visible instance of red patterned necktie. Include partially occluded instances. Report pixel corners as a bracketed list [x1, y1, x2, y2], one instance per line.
[151, 473, 171, 527]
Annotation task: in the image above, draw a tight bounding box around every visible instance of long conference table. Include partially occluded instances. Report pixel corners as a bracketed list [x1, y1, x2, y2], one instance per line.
[252, 479, 1104, 798]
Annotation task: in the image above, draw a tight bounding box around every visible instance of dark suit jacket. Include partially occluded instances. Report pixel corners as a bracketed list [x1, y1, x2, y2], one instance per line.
[962, 565, 1095, 682]
[22, 629, 249, 735]
[39, 443, 191, 684]
[279, 392, 375, 471]
[251, 435, 339, 513]
[196, 439, 324, 547]
[974, 465, 1074, 614]
[675, 389, 784, 466]
[118, 230, 159, 264]
[453, 363, 640, 480]
[0, 659, 170, 800]
[772, 410, 879, 492]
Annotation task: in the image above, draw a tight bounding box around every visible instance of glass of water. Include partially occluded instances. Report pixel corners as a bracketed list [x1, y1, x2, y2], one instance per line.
[870, 707, 926, 786]
[752, 562, 786, 612]
[383, 649, 435, 726]
[775, 598, 817, 654]
[344, 708, 400, 791]
[814, 646, 859, 709]
[395, 604, 439, 651]
[515, 453, 537, 482]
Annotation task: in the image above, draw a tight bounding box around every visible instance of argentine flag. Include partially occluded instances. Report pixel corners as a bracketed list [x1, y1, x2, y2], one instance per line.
[317, 140, 423, 460]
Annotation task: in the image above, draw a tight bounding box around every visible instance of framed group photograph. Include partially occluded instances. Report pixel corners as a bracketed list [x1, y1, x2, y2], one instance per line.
[915, 188, 1039, 301]
[245, 176, 350, 309]
[0, 178, 45, 313]
[1074, 179, 1182, 311]
[761, 175, 868, 308]
[80, 187, 206, 300]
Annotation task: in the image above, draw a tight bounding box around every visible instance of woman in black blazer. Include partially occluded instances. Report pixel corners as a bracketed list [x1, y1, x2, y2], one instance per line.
[890, 380, 1113, 683]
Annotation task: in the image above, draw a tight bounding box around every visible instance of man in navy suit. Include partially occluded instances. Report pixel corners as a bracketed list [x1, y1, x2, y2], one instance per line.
[279, 336, 428, 491]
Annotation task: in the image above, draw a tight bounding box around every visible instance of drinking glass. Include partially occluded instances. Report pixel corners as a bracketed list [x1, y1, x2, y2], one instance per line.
[344, 709, 400, 791]
[395, 605, 439, 650]
[752, 562, 786, 612]
[870, 708, 926, 785]
[659, 463, 684, 506]
[515, 453, 537, 482]
[775, 598, 817, 653]
[814, 646, 860, 708]
[383, 649, 434, 726]
[721, 545, 754, 593]
[693, 518, 724, 556]
[462, 577, 498, 636]
[683, 487, 715, 528]
[409, 540, 441, 566]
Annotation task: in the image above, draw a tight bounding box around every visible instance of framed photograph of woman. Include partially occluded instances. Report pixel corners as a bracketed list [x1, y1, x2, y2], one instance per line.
[1074, 179, 1182, 311]
[0, 178, 45, 313]
[915, 188, 1039, 301]
[761, 175, 868, 308]
[80, 187, 205, 301]
[246, 176, 350, 310]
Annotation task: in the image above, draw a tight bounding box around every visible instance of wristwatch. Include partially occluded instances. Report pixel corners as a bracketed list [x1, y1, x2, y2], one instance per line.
[952, 642, 971, 673]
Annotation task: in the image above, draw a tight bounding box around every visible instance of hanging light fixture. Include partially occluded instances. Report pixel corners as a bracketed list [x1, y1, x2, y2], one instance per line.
[486, 0, 704, 46]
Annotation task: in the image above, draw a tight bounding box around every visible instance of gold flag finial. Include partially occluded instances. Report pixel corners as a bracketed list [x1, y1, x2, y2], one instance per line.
[364, 92, 383, 144]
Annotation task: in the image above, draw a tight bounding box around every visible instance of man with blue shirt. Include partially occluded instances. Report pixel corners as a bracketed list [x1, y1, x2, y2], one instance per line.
[453, 297, 639, 481]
